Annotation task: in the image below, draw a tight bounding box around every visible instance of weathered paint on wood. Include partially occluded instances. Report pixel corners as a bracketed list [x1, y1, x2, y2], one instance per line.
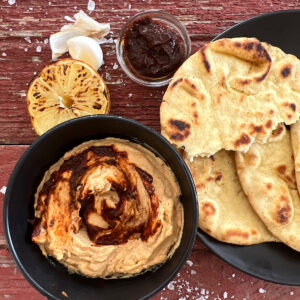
[0, 0, 299, 144]
[1, 0, 300, 299]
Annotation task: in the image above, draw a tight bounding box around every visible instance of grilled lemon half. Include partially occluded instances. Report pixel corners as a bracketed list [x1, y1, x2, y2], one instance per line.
[27, 58, 110, 135]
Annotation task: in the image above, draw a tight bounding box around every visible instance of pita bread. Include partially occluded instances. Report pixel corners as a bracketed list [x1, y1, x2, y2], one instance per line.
[160, 37, 300, 159]
[291, 121, 300, 192]
[184, 150, 275, 245]
[236, 125, 300, 251]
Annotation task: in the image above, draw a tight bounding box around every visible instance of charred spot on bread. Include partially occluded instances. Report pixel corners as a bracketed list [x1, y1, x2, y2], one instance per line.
[281, 64, 292, 78]
[200, 46, 210, 73]
[234, 133, 251, 148]
[168, 119, 191, 141]
[201, 202, 216, 217]
[171, 78, 183, 89]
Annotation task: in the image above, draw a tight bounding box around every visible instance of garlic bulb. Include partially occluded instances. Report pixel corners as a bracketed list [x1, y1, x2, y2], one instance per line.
[67, 36, 103, 70]
[50, 10, 110, 60]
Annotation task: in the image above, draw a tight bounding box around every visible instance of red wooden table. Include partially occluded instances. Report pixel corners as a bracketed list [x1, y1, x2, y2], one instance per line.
[1, 0, 300, 299]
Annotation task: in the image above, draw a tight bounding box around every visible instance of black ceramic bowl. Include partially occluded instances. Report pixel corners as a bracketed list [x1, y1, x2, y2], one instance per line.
[3, 115, 198, 300]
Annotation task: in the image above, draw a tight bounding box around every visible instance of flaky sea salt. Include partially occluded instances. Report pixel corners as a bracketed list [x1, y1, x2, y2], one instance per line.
[25, 37, 31, 43]
[2, 52, 7, 56]
[186, 260, 193, 266]
[223, 292, 228, 299]
[105, 72, 111, 80]
[167, 282, 175, 290]
[232, 273, 236, 278]
[36, 46, 42, 52]
[113, 63, 118, 70]
[64, 15, 75, 22]
[128, 4, 131, 9]
[259, 288, 266, 294]
[29, 7, 33, 10]
[8, 0, 16, 5]
[44, 38, 49, 44]
[24, 48, 28, 52]
[191, 270, 197, 275]
[87, 0, 95, 12]
[128, 93, 132, 98]
[0, 186, 7, 194]
[290, 291, 294, 295]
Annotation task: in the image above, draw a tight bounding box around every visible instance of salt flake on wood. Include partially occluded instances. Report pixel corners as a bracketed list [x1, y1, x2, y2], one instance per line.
[87, 0, 95, 12]
[64, 16, 75, 22]
[186, 260, 193, 266]
[36, 46, 42, 52]
[0, 186, 7, 194]
[25, 37, 31, 43]
[223, 292, 228, 299]
[2, 52, 7, 56]
[259, 288, 266, 294]
[8, 0, 16, 5]
[167, 282, 175, 290]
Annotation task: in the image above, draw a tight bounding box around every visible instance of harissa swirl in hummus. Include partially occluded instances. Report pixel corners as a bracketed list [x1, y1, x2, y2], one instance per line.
[32, 138, 184, 278]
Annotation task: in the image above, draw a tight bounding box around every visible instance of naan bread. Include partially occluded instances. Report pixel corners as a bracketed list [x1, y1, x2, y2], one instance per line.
[184, 150, 275, 245]
[236, 125, 300, 251]
[161, 37, 300, 159]
[291, 121, 300, 192]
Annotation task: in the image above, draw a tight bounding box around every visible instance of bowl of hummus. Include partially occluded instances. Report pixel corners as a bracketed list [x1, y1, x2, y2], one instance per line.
[4, 115, 198, 300]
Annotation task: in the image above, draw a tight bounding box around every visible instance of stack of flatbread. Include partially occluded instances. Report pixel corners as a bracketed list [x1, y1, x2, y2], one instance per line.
[160, 37, 300, 250]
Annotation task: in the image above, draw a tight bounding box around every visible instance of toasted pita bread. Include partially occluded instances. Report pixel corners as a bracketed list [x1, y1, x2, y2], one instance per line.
[161, 37, 300, 159]
[291, 121, 300, 192]
[236, 125, 300, 251]
[184, 150, 275, 245]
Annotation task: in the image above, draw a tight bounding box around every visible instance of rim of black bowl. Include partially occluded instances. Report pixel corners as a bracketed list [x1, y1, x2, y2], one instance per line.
[3, 115, 198, 300]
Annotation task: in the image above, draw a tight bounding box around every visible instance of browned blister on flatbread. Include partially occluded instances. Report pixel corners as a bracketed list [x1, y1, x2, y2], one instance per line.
[183, 150, 276, 245]
[236, 124, 300, 252]
[161, 37, 300, 158]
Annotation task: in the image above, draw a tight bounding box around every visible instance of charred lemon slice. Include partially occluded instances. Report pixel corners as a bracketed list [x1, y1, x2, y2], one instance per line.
[27, 58, 110, 135]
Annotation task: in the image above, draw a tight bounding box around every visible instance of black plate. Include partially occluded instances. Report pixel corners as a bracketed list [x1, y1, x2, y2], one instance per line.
[197, 9, 300, 285]
[4, 115, 198, 300]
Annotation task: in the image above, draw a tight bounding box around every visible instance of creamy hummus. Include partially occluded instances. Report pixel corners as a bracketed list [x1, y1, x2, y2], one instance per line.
[32, 138, 183, 278]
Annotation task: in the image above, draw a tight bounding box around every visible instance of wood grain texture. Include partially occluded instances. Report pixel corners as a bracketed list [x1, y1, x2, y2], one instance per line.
[0, 0, 299, 144]
[1, 0, 300, 299]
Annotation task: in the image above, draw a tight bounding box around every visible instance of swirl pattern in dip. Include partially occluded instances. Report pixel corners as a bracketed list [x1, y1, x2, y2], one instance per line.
[32, 138, 183, 278]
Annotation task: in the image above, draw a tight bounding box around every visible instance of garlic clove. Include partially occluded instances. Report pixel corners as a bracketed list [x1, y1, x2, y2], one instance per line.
[50, 10, 110, 60]
[67, 36, 103, 70]
[63, 10, 110, 40]
[50, 30, 85, 59]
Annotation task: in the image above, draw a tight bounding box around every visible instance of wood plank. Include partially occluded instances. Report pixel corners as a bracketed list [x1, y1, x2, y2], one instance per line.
[0, 0, 299, 144]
